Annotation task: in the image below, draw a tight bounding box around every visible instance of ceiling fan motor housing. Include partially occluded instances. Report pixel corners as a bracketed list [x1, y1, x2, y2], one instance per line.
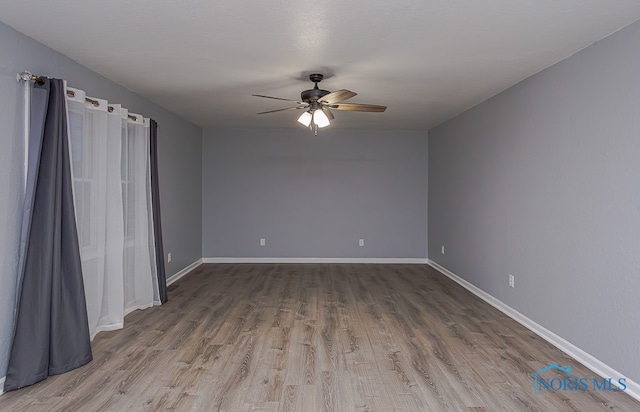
[301, 87, 331, 103]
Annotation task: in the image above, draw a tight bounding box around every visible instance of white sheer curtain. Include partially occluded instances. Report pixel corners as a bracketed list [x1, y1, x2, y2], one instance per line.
[122, 113, 159, 314]
[66, 88, 159, 339]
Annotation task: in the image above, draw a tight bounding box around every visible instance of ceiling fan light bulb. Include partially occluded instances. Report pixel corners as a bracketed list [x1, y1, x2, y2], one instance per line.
[297, 111, 312, 127]
[313, 110, 330, 128]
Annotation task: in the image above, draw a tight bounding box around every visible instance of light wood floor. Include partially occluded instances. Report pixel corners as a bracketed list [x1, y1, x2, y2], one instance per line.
[1, 264, 638, 411]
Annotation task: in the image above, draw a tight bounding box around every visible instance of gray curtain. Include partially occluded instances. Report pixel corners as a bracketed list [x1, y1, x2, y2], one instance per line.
[4, 78, 92, 391]
[149, 119, 167, 303]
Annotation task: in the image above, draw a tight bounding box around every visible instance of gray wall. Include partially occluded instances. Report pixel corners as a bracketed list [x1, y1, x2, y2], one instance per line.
[203, 128, 428, 258]
[429, 21, 640, 382]
[0, 21, 202, 380]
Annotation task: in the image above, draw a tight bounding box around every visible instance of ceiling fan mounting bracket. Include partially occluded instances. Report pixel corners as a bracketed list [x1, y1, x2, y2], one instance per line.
[308, 73, 324, 83]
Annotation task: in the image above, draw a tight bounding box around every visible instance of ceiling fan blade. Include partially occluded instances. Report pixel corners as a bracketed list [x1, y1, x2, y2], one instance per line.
[257, 106, 306, 115]
[319, 89, 357, 104]
[252, 94, 300, 102]
[330, 103, 387, 112]
[321, 106, 335, 120]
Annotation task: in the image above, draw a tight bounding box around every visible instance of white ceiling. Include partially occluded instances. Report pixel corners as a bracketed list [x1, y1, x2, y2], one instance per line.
[2, 1, 640, 131]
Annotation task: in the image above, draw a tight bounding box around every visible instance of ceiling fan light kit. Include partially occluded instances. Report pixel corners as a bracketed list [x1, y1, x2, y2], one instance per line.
[253, 73, 386, 135]
[312, 110, 330, 128]
[297, 111, 312, 127]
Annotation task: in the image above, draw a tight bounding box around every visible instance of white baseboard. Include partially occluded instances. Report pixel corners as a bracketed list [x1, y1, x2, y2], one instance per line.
[166, 257, 426, 287]
[427, 259, 640, 402]
[202, 257, 428, 264]
[0, 376, 4, 395]
[167, 259, 203, 286]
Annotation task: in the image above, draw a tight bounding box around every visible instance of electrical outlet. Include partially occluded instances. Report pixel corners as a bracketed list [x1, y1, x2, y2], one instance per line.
[359, 238, 365, 247]
[509, 274, 515, 288]
[260, 238, 266, 246]
[167, 252, 172, 263]
[441, 245, 445, 255]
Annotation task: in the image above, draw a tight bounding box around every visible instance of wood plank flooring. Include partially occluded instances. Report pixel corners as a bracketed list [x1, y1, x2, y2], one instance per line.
[1, 264, 639, 411]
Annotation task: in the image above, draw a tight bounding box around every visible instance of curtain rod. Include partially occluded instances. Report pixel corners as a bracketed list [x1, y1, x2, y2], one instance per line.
[65, 90, 137, 121]
[19, 72, 139, 122]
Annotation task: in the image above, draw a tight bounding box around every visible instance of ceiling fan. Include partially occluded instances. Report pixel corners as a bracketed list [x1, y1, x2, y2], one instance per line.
[252, 73, 387, 135]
